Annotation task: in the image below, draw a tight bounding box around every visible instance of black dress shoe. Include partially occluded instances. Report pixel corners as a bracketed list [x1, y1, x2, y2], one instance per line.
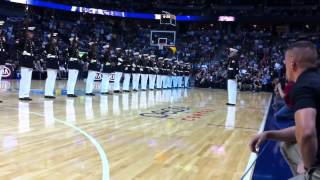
[67, 94, 77, 98]
[123, 90, 130, 93]
[45, 96, 56, 99]
[19, 97, 32, 101]
[114, 90, 120, 93]
[133, 89, 138, 92]
[226, 103, 236, 106]
[101, 92, 110, 95]
[85, 93, 95, 96]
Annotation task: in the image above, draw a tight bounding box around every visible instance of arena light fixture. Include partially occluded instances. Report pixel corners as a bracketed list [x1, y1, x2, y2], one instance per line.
[218, 16, 235, 22]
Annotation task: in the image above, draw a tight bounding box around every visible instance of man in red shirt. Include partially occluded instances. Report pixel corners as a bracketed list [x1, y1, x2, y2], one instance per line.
[274, 81, 295, 124]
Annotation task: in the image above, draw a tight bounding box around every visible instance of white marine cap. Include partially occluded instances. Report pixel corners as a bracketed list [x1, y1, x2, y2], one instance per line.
[27, 27, 36, 31]
[47, 33, 57, 38]
[0, 21, 4, 26]
[103, 44, 110, 49]
[69, 36, 79, 41]
[229, 48, 238, 53]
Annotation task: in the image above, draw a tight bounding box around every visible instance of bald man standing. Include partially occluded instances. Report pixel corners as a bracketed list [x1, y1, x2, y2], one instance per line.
[250, 41, 320, 179]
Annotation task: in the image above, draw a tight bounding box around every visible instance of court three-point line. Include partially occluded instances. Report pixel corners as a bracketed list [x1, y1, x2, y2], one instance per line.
[4, 107, 110, 180]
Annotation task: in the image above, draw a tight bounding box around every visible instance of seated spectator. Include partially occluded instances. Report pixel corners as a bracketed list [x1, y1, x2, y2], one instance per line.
[241, 74, 253, 91]
[253, 77, 262, 92]
[274, 81, 295, 126]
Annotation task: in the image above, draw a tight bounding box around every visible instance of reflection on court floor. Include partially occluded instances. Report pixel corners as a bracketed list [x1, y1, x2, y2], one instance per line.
[0, 80, 271, 179]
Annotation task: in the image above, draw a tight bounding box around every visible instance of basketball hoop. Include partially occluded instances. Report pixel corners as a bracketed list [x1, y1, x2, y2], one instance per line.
[150, 31, 176, 50]
[158, 38, 167, 50]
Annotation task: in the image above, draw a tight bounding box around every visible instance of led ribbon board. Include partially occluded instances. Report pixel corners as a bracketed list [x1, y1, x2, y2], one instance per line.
[7, 0, 208, 21]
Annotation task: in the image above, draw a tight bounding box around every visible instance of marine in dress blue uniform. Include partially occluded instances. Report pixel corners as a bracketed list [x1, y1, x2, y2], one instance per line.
[19, 26, 36, 101]
[44, 33, 59, 99]
[226, 48, 239, 106]
[66, 36, 80, 97]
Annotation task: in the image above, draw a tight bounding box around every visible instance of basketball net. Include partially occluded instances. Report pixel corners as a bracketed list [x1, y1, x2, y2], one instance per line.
[158, 43, 165, 50]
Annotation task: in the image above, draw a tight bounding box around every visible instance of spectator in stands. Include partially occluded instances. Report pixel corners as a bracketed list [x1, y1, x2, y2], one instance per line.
[253, 77, 262, 92]
[274, 81, 295, 124]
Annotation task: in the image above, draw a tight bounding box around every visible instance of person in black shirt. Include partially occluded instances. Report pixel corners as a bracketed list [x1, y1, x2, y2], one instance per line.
[85, 41, 99, 96]
[250, 41, 320, 179]
[19, 26, 36, 101]
[100, 44, 112, 94]
[253, 77, 262, 92]
[226, 48, 239, 106]
[44, 33, 59, 99]
[0, 20, 7, 103]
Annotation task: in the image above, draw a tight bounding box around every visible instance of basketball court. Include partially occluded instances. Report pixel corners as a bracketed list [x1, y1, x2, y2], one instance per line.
[0, 80, 271, 179]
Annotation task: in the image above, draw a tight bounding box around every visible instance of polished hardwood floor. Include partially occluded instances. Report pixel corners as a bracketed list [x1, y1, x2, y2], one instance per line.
[0, 80, 271, 180]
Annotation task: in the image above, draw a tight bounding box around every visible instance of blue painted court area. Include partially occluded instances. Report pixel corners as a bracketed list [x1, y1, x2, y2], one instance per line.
[252, 96, 293, 180]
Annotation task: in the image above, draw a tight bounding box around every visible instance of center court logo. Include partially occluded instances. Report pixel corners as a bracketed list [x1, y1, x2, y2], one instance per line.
[1, 67, 11, 78]
[140, 106, 189, 118]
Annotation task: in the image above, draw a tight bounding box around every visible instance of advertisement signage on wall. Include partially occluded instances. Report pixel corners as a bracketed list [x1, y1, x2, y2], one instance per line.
[95, 72, 115, 82]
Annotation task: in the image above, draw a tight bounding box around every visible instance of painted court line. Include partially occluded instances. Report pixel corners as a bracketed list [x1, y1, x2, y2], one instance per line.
[242, 95, 272, 180]
[4, 107, 110, 180]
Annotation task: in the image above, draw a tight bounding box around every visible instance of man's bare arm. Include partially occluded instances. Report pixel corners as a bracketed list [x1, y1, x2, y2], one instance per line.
[295, 108, 318, 169]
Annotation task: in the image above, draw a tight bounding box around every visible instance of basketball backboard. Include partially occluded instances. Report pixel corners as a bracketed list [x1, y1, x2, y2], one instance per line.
[150, 30, 176, 49]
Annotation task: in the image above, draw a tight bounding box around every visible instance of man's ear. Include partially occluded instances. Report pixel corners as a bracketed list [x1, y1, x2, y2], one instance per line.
[292, 60, 298, 71]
